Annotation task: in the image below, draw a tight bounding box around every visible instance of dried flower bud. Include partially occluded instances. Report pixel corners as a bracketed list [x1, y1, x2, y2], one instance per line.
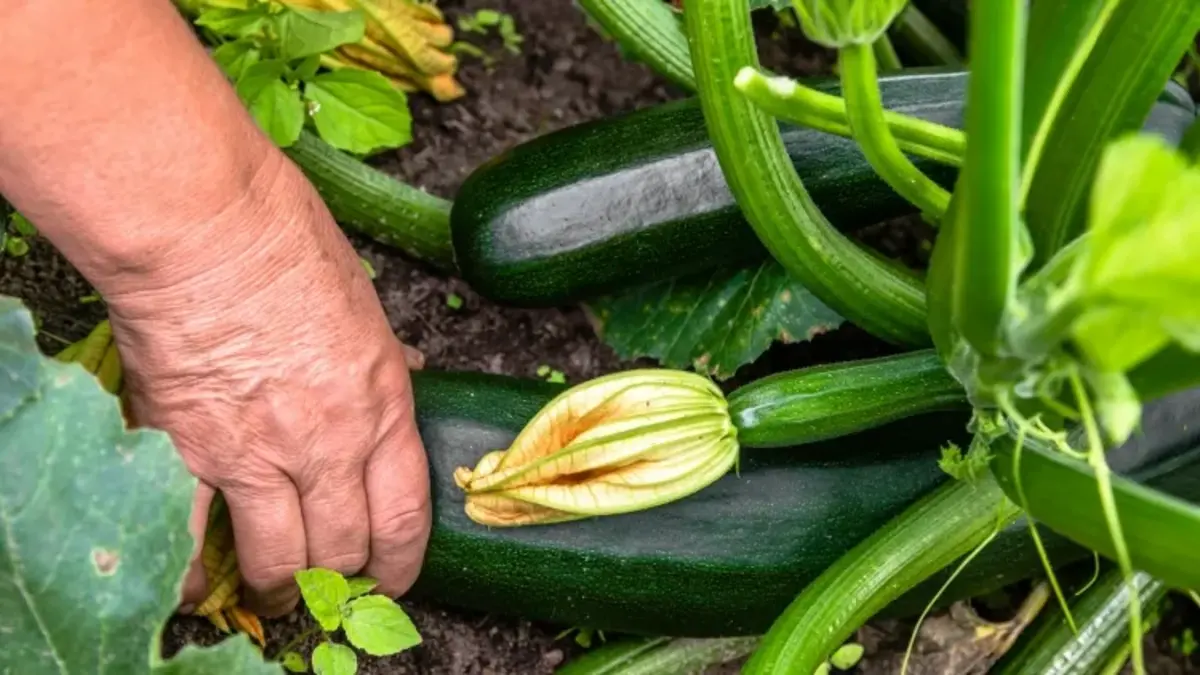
[454, 369, 739, 527]
[791, 0, 909, 48]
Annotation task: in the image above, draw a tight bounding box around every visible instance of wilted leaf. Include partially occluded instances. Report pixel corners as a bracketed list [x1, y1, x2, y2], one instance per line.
[587, 261, 844, 380]
[304, 69, 412, 154]
[342, 595, 422, 656]
[311, 642, 356, 675]
[0, 296, 277, 674]
[295, 568, 351, 631]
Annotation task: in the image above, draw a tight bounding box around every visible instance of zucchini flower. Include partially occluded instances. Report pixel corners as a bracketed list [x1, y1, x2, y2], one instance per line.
[454, 369, 739, 527]
[290, 0, 465, 102]
[791, 0, 909, 48]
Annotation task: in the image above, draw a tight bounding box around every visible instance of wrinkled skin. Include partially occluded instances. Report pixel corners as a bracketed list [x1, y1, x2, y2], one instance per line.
[107, 158, 432, 616]
[0, 0, 432, 617]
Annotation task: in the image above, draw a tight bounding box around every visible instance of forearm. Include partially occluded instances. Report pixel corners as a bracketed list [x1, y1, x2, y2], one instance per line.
[0, 0, 295, 296]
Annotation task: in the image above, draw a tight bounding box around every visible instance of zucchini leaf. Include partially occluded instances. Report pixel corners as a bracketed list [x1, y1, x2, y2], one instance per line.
[1021, 0, 1200, 266]
[586, 260, 843, 380]
[0, 296, 279, 675]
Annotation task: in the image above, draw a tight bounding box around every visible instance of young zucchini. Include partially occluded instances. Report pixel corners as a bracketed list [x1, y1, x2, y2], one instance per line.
[405, 370, 1200, 637]
[450, 74, 1195, 307]
[727, 350, 968, 448]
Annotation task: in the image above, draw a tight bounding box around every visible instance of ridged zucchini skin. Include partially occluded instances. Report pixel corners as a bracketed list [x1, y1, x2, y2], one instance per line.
[404, 370, 1200, 637]
[450, 69, 965, 307]
[727, 350, 968, 448]
[450, 72, 1196, 308]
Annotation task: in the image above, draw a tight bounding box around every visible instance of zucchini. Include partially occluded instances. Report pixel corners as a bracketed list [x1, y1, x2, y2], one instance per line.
[450, 73, 1196, 307]
[727, 349, 968, 448]
[451, 69, 964, 307]
[405, 370, 1200, 637]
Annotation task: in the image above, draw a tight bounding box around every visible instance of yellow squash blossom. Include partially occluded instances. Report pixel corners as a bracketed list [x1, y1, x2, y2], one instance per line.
[454, 369, 740, 527]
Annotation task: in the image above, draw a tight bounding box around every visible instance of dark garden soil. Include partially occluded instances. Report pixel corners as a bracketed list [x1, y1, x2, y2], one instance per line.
[2, 0, 1199, 673]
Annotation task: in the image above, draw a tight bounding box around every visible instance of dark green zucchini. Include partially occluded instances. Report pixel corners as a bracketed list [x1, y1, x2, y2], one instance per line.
[450, 72, 1196, 308]
[727, 350, 968, 448]
[450, 69, 965, 307]
[405, 370, 1200, 637]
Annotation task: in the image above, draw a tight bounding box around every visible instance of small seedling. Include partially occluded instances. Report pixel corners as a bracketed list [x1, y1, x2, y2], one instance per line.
[829, 642, 864, 670]
[1172, 628, 1197, 657]
[535, 364, 566, 384]
[2, 211, 36, 258]
[456, 9, 523, 56]
[274, 568, 421, 675]
[445, 292, 464, 309]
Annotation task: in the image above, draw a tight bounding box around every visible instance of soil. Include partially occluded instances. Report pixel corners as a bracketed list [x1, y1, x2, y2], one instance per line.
[2, 1, 1199, 674]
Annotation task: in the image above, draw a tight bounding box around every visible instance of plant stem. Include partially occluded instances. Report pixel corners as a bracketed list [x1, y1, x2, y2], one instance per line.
[576, 0, 695, 92]
[685, 0, 930, 347]
[873, 34, 903, 72]
[271, 625, 323, 661]
[733, 67, 965, 167]
[743, 475, 1020, 674]
[838, 43, 951, 218]
[951, 0, 1026, 358]
[1071, 368, 1144, 675]
[890, 4, 964, 66]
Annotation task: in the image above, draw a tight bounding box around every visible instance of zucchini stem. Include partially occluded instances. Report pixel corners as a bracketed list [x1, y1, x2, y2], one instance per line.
[950, 0, 1027, 358]
[1070, 368, 1144, 675]
[686, 0, 930, 347]
[890, 4, 964, 66]
[733, 67, 966, 168]
[576, 0, 695, 92]
[873, 34, 903, 72]
[838, 43, 951, 218]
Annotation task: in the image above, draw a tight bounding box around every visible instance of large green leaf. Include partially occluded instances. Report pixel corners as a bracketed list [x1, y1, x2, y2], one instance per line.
[1021, 0, 1200, 266]
[0, 296, 279, 674]
[155, 636, 281, 675]
[587, 261, 843, 380]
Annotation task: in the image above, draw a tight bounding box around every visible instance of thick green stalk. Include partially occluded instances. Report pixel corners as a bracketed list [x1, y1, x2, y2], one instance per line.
[950, 0, 1026, 358]
[990, 433, 1200, 591]
[284, 130, 455, 271]
[872, 34, 902, 72]
[685, 0, 930, 347]
[744, 475, 1019, 673]
[1021, 0, 1200, 266]
[576, 0, 695, 92]
[890, 3, 963, 66]
[732, 67, 965, 166]
[839, 43, 951, 217]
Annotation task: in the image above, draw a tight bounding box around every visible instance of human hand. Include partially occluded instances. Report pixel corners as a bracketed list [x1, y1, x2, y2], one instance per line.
[103, 157, 431, 617]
